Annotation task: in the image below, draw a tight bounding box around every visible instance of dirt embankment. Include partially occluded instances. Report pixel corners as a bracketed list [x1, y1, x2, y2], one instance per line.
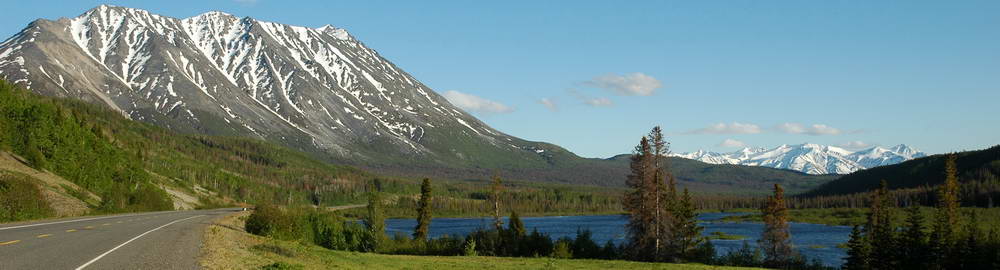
[0, 151, 95, 217]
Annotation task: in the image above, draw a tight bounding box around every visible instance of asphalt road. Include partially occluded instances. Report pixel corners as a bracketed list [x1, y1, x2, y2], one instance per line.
[0, 208, 242, 270]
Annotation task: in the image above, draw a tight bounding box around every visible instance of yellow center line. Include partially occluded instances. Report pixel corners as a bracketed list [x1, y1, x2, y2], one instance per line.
[0, 240, 20, 246]
[37, 234, 53, 238]
[66, 229, 77, 232]
[102, 223, 111, 226]
[116, 221, 123, 224]
[84, 226, 95, 229]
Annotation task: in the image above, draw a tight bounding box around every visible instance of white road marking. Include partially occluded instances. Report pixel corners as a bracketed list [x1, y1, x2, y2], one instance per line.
[0, 212, 165, 231]
[74, 215, 205, 270]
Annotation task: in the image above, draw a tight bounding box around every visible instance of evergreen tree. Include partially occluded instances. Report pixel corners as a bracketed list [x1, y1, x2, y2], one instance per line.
[844, 225, 871, 270]
[930, 155, 960, 268]
[624, 135, 655, 261]
[600, 240, 618, 260]
[961, 210, 987, 269]
[648, 126, 675, 261]
[413, 178, 433, 241]
[670, 188, 704, 261]
[899, 205, 928, 269]
[364, 181, 385, 252]
[868, 180, 897, 269]
[623, 126, 677, 262]
[571, 229, 601, 259]
[508, 210, 525, 237]
[759, 184, 794, 267]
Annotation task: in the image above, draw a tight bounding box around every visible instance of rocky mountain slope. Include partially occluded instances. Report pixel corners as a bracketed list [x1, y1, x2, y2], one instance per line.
[672, 144, 927, 175]
[0, 5, 573, 178]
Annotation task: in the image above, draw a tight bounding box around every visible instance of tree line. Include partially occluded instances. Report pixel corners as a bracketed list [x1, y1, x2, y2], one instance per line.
[844, 155, 1000, 269]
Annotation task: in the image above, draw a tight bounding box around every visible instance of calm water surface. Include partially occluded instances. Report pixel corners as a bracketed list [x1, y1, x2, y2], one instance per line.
[385, 213, 850, 267]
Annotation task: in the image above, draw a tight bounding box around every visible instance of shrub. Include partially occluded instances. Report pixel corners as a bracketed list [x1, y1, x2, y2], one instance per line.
[0, 173, 55, 222]
[259, 262, 303, 270]
[463, 238, 478, 256]
[245, 205, 305, 240]
[551, 239, 574, 259]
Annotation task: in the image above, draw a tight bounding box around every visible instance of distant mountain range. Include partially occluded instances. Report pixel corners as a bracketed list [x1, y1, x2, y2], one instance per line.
[671, 144, 927, 175]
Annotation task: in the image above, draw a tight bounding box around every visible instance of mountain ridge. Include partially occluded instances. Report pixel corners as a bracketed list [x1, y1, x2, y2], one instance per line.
[671, 143, 927, 175]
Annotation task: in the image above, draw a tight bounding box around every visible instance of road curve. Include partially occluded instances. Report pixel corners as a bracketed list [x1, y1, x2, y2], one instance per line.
[0, 208, 242, 270]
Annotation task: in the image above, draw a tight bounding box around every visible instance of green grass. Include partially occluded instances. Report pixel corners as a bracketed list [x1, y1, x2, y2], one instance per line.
[707, 231, 746, 241]
[249, 239, 756, 270]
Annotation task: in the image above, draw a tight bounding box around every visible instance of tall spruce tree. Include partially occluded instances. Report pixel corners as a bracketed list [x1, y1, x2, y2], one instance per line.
[930, 155, 960, 268]
[844, 225, 872, 270]
[625, 135, 654, 260]
[413, 178, 433, 241]
[670, 188, 704, 261]
[868, 180, 897, 269]
[759, 184, 794, 267]
[961, 210, 983, 269]
[649, 126, 674, 261]
[624, 126, 678, 262]
[900, 205, 929, 269]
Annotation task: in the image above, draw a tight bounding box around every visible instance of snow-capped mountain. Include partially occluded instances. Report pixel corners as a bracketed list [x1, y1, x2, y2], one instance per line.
[0, 5, 565, 169]
[672, 144, 927, 175]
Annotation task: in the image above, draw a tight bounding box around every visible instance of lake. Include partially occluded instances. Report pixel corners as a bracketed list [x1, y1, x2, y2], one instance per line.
[385, 213, 851, 267]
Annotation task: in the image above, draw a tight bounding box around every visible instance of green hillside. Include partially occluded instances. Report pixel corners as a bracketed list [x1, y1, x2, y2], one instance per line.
[801, 145, 1000, 199]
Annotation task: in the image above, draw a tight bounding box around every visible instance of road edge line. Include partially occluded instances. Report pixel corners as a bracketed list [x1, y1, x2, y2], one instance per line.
[74, 214, 205, 270]
[0, 212, 164, 231]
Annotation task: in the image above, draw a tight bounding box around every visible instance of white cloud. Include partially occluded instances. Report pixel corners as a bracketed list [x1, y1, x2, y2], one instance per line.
[442, 90, 513, 114]
[839, 141, 871, 149]
[682, 122, 762, 135]
[584, 97, 614, 107]
[718, 139, 747, 148]
[776, 123, 842, 136]
[538, 98, 558, 111]
[585, 72, 662, 96]
[568, 89, 614, 107]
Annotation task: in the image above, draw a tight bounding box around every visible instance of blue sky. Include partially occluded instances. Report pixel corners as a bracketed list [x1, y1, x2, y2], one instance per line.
[2, 0, 998, 158]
